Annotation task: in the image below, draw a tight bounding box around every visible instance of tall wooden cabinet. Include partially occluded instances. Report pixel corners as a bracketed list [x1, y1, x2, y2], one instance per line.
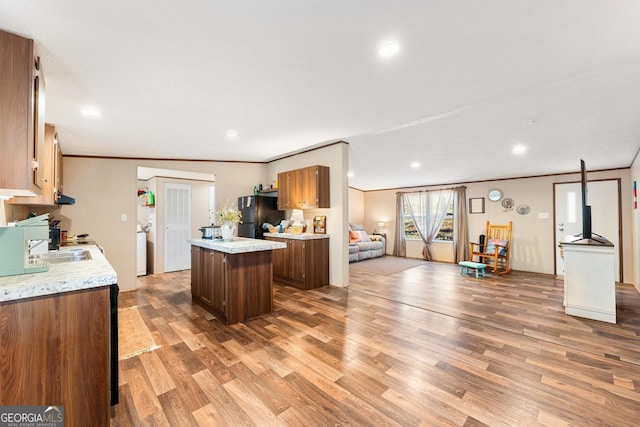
[265, 235, 329, 290]
[277, 165, 330, 210]
[0, 29, 46, 196]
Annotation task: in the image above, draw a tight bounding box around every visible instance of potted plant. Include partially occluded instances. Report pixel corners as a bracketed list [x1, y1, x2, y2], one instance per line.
[216, 204, 242, 241]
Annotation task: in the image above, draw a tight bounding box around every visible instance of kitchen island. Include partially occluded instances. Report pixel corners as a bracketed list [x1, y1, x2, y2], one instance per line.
[189, 237, 286, 324]
[0, 245, 118, 427]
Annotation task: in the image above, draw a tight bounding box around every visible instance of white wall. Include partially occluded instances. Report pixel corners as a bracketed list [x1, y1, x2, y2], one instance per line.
[631, 156, 640, 291]
[362, 168, 634, 282]
[56, 157, 138, 291]
[348, 187, 364, 225]
[266, 143, 350, 287]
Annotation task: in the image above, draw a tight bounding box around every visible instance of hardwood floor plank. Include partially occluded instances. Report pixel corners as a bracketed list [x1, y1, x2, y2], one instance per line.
[223, 378, 281, 425]
[157, 388, 198, 427]
[336, 370, 421, 426]
[122, 364, 165, 421]
[139, 350, 176, 395]
[191, 369, 255, 426]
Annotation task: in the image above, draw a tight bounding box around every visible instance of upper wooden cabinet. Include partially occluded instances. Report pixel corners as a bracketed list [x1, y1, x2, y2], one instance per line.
[9, 124, 63, 205]
[277, 165, 330, 210]
[0, 29, 46, 197]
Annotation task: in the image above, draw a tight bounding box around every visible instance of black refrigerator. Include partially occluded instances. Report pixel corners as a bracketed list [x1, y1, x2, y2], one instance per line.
[237, 195, 284, 239]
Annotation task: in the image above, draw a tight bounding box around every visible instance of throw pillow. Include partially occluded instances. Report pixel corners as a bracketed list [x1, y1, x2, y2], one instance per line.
[349, 230, 362, 243]
[488, 238, 508, 256]
[358, 231, 372, 242]
[351, 223, 365, 231]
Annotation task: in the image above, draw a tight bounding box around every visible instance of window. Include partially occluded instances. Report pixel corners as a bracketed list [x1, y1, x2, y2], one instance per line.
[403, 197, 454, 241]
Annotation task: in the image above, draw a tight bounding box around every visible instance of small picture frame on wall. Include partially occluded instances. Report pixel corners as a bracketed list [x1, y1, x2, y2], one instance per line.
[469, 197, 485, 214]
[313, 216, 326, 234]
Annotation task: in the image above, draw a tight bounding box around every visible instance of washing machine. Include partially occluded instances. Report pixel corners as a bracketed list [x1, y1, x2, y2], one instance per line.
[136, 231, 147, 276]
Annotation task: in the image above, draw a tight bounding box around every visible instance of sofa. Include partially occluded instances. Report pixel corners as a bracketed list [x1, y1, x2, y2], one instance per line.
[348, 224, 386, 263]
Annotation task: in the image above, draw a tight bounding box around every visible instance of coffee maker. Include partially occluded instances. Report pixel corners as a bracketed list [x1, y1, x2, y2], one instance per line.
[49, 227, 61, 250]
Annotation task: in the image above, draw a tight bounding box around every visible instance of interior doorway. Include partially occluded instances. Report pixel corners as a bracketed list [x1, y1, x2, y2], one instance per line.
[554, 179, 621, 281]
[136, 167, 215, 274]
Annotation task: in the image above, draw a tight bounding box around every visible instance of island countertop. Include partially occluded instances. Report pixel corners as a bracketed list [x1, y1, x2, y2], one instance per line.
[189, 237, 286, 254]
[263, 232, 330, 240]
[0, 245, 117, 303]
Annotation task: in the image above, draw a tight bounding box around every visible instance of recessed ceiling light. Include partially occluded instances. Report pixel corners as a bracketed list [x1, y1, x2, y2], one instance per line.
[347, 172, 354, 178]
[226, 130, 238, 139]
[80, 107, 102, 118]
[410, 162, 420, 169]
[513, 144, 527, 155]
[378, 41, 401, 58]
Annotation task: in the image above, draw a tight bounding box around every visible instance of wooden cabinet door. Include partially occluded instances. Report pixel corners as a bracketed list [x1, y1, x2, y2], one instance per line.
[289, 240, 306, 284]
[200, 250, 214, 306]
[210, 250, 226, 315]
[277, 171, 293, 210]
[190, 246, 202, 298]
[9, 124, 55, 205]
[267, 237, 287, 277]
[0, 30, 39, 195]
[0, 287, 111, 426]
[294, 167, 310, 208]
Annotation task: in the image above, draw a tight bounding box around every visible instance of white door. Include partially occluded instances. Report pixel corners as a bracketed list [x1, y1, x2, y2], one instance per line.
[554, 180, 620, 281]
[165, 183, 191, 272]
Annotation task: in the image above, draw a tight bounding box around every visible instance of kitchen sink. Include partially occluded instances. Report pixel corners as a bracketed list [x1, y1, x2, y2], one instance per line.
[29, 249, 92, 264]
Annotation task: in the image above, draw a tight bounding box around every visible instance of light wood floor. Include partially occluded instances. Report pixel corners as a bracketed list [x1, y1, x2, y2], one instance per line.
[111, 259, 640, 426]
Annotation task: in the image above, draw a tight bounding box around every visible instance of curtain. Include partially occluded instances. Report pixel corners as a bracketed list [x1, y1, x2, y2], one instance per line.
[405, 189, 454, 261]
[452, 186, 468, 263]
[392, 193, 406, 257]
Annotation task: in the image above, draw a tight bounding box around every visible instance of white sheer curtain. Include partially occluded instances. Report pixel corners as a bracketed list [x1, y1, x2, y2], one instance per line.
[404, 189, 454, 261]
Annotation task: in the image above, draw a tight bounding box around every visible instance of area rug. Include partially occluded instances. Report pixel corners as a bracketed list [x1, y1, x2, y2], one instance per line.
[349, 256, 427, 276]
[118, 306, 160, 360]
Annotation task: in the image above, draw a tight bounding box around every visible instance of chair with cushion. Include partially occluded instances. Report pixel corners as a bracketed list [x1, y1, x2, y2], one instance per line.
[469, 221, 512, 274]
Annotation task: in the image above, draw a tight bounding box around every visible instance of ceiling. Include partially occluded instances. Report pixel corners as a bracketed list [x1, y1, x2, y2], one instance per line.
[2, 1, 640, 191]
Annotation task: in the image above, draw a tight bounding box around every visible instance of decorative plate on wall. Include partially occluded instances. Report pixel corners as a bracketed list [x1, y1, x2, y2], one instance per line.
[501, 197, 514, 210]
[516, 204, 531, 215]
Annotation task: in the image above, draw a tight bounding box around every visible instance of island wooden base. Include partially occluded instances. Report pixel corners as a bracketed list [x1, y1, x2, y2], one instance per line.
[191, 246, 273, 324]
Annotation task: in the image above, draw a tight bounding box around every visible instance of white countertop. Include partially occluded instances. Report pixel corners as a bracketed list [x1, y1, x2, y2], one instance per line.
[0, 245, 118, 303]
[189, 237, 286, 254]
[264, 232, 330, 240]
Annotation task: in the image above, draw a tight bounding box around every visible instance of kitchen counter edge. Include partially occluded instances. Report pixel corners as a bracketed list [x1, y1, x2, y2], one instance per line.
[263, 233, 330, 240]
[0, 245, 118, 303]
[189, 238, 286, 254]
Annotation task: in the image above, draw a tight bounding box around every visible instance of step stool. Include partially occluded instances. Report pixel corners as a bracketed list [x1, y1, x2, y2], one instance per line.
[459, 261, 487, 278]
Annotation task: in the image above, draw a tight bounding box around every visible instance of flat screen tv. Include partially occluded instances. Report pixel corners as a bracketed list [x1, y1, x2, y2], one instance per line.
[580, 159, 592, 239]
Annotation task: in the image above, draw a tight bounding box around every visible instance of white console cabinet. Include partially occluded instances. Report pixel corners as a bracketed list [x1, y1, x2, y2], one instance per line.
[561, 238, 615, 323]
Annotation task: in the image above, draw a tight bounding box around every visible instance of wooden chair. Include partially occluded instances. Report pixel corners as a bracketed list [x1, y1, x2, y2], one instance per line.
[469, 221, 512, 274]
